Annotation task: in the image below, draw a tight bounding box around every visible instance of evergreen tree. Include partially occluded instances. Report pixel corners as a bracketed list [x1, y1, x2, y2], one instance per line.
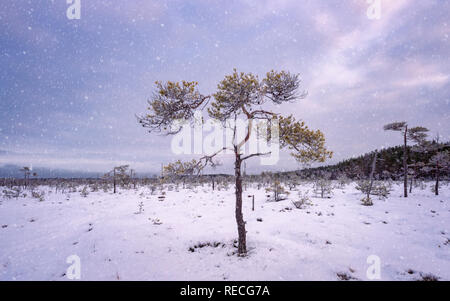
[138, 69, 332, 255]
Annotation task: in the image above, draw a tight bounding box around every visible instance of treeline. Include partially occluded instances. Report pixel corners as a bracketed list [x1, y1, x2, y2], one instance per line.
[287, 141, 450, 180]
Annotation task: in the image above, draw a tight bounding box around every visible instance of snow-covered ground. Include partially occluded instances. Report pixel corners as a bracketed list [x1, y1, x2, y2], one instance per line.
[0, 182, 449, 281]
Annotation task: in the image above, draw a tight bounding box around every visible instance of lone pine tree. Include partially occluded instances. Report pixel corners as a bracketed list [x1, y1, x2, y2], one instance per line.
[104, 165, 130, 194]
[138, 69, 332, 255]
[383, 122, 428, 198]
[19, 166, 31, 188]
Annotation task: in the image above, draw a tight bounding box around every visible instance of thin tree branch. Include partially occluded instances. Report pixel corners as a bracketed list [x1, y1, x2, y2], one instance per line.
[241, 152, 272, 161]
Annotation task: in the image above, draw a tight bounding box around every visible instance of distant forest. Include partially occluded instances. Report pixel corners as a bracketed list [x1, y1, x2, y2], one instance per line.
[287, 141, 450, 180]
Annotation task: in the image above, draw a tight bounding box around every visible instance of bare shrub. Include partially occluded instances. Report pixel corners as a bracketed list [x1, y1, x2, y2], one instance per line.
[293, 190, 311, 209]
[32, 190, 45, 202]
[2, 187, 21, 199]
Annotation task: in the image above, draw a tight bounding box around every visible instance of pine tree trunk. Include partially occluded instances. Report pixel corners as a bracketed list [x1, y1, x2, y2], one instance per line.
[435, 163, 439, 196]
[234, 154, 247, 256]
[403, 128, 408, 198]
[367, 151, 378, 199]
[409, 176, 413, 194]
[113, 169, 117, 194]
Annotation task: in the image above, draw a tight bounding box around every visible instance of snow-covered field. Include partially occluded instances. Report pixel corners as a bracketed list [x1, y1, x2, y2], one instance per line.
[0, 182, 449, 281]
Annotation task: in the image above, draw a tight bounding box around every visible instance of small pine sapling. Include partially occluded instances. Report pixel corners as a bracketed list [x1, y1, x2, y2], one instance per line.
[313, 173, 333, 198]
[265, 180, 289, 202]
[80, 186, 89, 198]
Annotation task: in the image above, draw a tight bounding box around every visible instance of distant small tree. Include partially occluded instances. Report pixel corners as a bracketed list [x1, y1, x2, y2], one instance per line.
[19, 167, 31, 188]
[313, 178, 333, 198]
[416, 134, 449, 196]
[265, 180, 289, 202]
[367, 150, 378, 200]
[359, 150, 378, 206]
[383, 122, 429, 197]
[407, 161, 425, 194]
[104, 165, 130, 193]
[408, 130, 431, 193]
[210, 175, 216, 191]
[428, 150, 450, 196]
[336, 174, 350, 189]
[80, 186, 89, 198]
[138, 69, 332, 255]
[312, 172, 333, 198]
[286, 176, 299, 191]
[130, 169, 137, 189]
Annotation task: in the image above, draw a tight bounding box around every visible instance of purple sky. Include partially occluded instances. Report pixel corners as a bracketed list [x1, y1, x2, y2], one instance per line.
[0, 0, 449, 174]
